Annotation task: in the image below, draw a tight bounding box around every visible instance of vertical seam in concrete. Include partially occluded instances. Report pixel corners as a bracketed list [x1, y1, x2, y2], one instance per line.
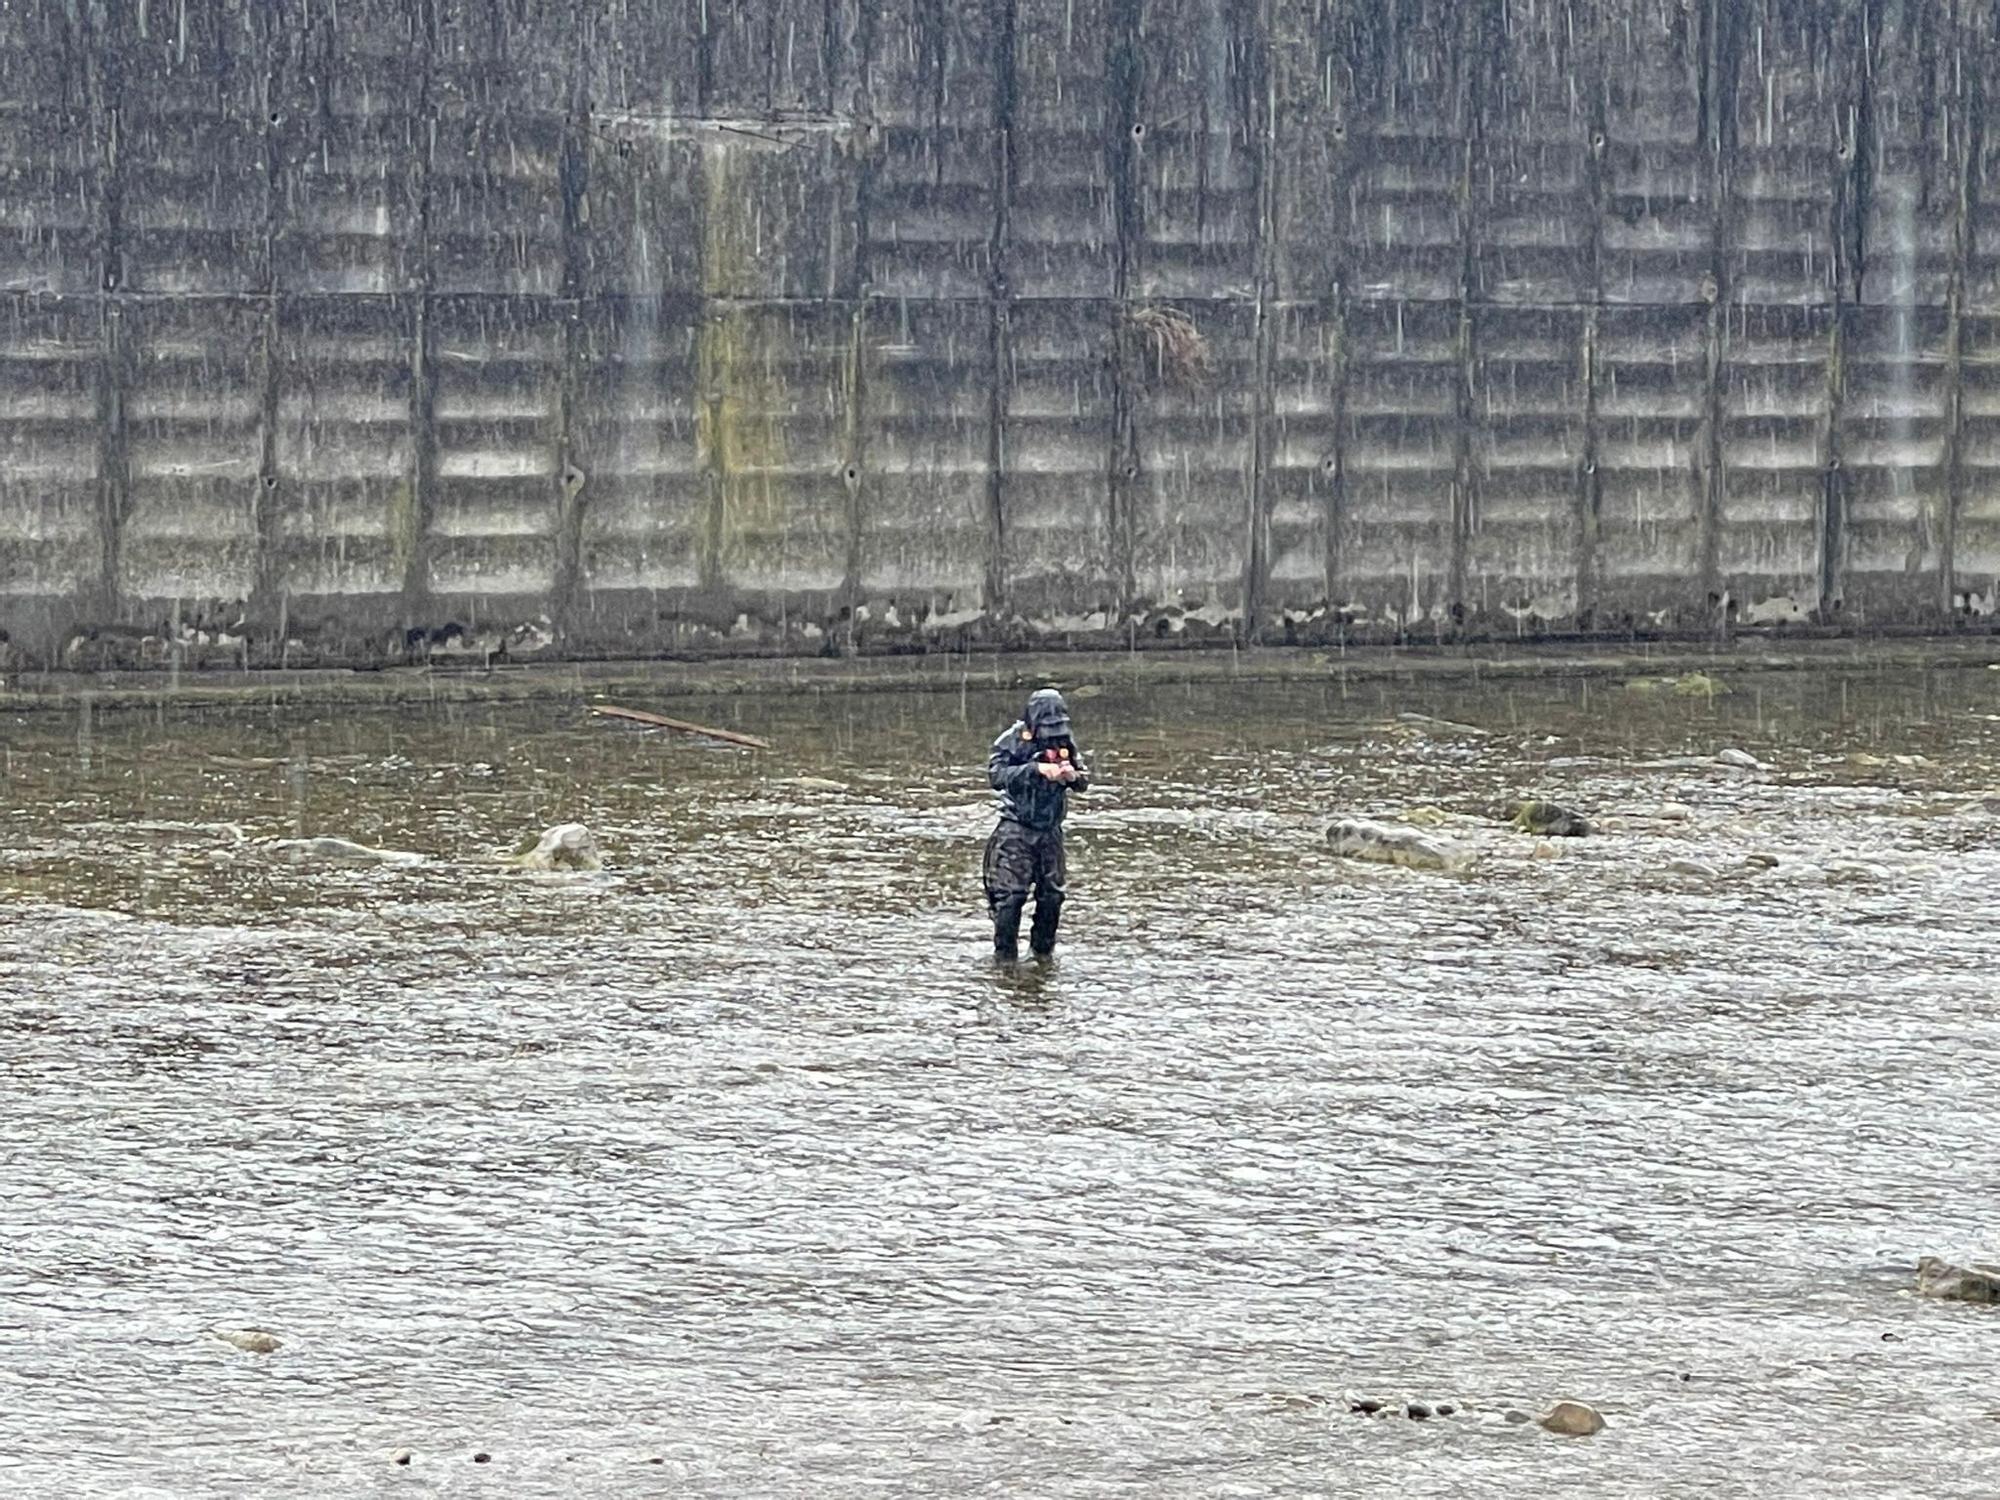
[84, 0, 128, 624]
[697, 0, 716, 116]
[251, 2, 285, 654]
[1819, 0, 1874, 622]
[696, 313, 728, 594]
[839, 307, 867, 636]
[1578, 20, 1606, 632]
[692, 0, 724, 633]
[1323, 289, 1349, 626]
[1941, 0, 1980, 618]
[1848, 0, 1882, 305]
[1448, 2, 1489, 638]
[1316, 6, 1353, 632]
[551, 23, 592, 646]
[921, 0, 948, 185]
[838, 5, 876, 639]
[1697, 0, 1738, 633]
[1817, 305, 1848, 619]
[401, 0, 440, 638]
[1107, 0, 1146, 625]
[983, 0, 1017, 626]
[1243, 0, 1277, 643]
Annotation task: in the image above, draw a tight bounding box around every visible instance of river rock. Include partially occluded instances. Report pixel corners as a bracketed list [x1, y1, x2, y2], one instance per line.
[775, 776, 846, 793]
[519, 823, 602, 872]
[1917, 1257, 2000, 1304]
[1537, 1401, 1605, 1436]
[1396, 712, 1491, 738]
[1715, 748, 1764, 771]
[389, 1448, 413, 1466]
[1327, 818, 1472, 874]
[1628, 801, 1695, 823]
[262, 836, 423, 867]
[1508, 799, 1593, 837]
[212, 1327, 282, 1354]
[1344, 1394, 1457, 1420]
[1667, 858, 1720, 879]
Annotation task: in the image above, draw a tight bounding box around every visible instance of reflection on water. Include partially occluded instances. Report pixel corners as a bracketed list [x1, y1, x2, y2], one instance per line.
[2, 669, 1998, 1496]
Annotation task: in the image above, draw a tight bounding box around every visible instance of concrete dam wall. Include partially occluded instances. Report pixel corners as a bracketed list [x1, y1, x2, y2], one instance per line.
[3, 0, 1999, 671]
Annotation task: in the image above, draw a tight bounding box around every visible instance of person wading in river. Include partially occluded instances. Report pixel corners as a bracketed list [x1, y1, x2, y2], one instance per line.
[984, 687, 1090, 961]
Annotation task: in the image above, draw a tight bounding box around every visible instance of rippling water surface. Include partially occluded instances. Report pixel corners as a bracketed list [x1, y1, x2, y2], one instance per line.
[3, 666, 1998, 1497]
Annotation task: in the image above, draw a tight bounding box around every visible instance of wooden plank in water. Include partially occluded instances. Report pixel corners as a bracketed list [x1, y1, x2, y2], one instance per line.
[588, 704, 772, 751]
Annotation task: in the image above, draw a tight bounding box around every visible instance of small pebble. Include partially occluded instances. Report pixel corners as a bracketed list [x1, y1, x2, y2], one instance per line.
[1436, 1403, 1456, 1417]
[390, 1448, 413, 1466]
[472, 1452, 491, 1464]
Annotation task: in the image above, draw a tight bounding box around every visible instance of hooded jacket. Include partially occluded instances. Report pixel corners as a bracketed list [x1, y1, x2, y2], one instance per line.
[988, 688, 1090, 831]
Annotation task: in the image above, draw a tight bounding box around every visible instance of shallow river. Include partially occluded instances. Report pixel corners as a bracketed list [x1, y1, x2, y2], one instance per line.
[2, 665, 1998, 1498]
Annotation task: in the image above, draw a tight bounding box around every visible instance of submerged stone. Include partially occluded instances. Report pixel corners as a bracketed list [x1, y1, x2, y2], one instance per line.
[1395, 712, 1490, 738]
[262, 836, 423, 867]
[1630, 802, 1695, 822]
[518, 823, 603, 872]
[1326, 818, 1472, 874]
[212, 1327, 281, 1354]
[1917, 1257, 2000, 1304]
[1537, 1401, 1605, 1436]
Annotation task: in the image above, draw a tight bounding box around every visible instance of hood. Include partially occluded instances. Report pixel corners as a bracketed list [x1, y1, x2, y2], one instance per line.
[1025, 688, 1072, 742]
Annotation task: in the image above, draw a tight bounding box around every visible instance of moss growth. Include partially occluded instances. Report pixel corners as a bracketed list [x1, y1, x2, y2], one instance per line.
[698, 143, 793, 583]
[1673, 671, 1728, 698]
[385, 478, 423, 596]
[1509, 799, 1593, 837]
